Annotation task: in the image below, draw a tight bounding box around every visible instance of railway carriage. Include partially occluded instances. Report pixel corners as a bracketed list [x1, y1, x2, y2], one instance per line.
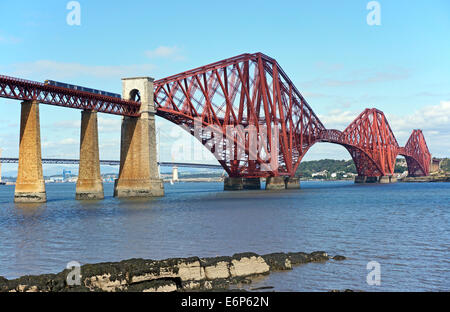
[44, 80, 121, 98]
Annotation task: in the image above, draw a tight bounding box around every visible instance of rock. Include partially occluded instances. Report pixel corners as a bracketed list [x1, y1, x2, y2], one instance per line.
[201, 256, 232, 280]
[308, 251, 330, 262]
[261, 253, 292, 271]
[287, 252, 309, 265]
[174, 257, 205, 281]
[128, 279, 179, 292]
[0, 250, 343, 292]
[250, 286, 274, 291]
[330, 289, 363, 292]
[229, 253, 270, 277]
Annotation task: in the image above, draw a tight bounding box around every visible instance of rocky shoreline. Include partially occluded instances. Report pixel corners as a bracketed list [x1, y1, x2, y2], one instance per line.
[0, 251, 345, 292]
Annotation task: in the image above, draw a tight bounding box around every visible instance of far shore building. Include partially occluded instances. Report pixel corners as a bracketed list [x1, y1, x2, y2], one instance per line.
[312, 170, 328, 178]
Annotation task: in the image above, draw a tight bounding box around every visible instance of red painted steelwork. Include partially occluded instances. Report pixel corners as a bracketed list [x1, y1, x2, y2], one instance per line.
[0, 75, 140, 116]
[398, 130, 431, 176]
[154, 53, 325, 177]
[0, 53, 432, 178]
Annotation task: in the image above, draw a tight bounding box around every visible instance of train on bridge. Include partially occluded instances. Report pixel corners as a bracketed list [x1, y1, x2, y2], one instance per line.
[44, 80, 121, 99]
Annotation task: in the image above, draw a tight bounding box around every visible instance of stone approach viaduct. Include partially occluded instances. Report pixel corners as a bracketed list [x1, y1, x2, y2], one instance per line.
[0, 53, 432, 203]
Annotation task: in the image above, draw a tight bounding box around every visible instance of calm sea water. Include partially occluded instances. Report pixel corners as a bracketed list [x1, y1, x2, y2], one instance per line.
[0, 181, 448, 291]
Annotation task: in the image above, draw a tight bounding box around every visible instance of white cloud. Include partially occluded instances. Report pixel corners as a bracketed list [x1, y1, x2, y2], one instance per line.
[0, 34, 21, 44]
[60, 138, 77, 145]
[145, 46, 185, 61]
[387, 101, 450, 133]
[7, 60, 156, 80]
[98, 116, 121, 132]
[52, 120, 79, 129]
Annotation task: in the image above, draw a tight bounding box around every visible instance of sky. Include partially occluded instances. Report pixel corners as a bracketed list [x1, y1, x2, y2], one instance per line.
[0, 0, 449, 175]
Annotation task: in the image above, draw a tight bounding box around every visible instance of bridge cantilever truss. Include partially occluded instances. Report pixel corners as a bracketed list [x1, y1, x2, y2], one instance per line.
[399, 130, 431, 176]
[0, 53, 431, 178]
[154, 53, 325, 178]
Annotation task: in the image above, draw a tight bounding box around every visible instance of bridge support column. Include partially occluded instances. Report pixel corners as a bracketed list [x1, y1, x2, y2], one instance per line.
[224, 177, 261, 190]
[354, 176, 378, 183]
[76, 110, 104, 200]
[114, 77, 164, 198]
[265, 176, 286, 190]
[285, 177, 300, 189]
[224, 177, 243, 191]
[379, 175, 397, 184]
[14, 100, 46, 203]
[243, 178, 261, 190]
[355, 175, 397, 184]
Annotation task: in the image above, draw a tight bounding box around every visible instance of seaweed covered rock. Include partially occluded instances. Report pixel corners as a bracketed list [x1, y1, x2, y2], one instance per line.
[261, 253, 292, 271]
[0, 250, 342, 292]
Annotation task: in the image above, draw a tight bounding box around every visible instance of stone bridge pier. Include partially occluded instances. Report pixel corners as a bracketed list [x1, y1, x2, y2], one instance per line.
[354, 175, 397, 184]
[14, 100, 46, 203]
[224, 176, 300, 191]
[76, 110, 104, 200]
[114, 77, 164, 198]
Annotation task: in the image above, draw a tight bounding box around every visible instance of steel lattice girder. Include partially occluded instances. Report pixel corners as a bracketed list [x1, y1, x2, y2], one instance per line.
[0, 75, 140, 116]
[398, 130, 431, 176]
[339, 108, 399, 176]
[0, 53, 433, 178]
[154, 53, 325, 178]
[310, 109, 400, 177]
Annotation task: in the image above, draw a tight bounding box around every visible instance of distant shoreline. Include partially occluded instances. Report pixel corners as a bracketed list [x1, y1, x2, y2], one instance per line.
[1, 176, 449, 186]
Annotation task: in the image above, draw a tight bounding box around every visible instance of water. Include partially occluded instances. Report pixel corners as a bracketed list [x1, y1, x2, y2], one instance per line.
[0, 181, 449, 291]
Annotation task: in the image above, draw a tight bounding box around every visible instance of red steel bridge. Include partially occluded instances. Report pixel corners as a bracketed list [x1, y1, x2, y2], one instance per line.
[0, 53, 431, 179]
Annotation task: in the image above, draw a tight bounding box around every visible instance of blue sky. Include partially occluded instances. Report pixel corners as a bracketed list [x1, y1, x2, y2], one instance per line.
[1, 0, 449, 175]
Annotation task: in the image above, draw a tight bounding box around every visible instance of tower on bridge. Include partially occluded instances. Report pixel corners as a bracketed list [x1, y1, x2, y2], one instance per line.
[114, 77, 164, 198]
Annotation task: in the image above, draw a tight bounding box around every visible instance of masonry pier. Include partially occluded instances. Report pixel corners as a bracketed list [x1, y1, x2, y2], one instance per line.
[224, 176, 301, 190]
[285, 177, 300, 189]
[354, 175, 397, 184]
[114, 77, 164, 198]
[243, 178, 261, 189]
[224, 177, 243, 190]
[14, 100, 46, 203]
[224, 177, 261, 190]
[76, 110, 104, 200]
[265, 176, 286, 190]
[379, 175, 397, 183]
